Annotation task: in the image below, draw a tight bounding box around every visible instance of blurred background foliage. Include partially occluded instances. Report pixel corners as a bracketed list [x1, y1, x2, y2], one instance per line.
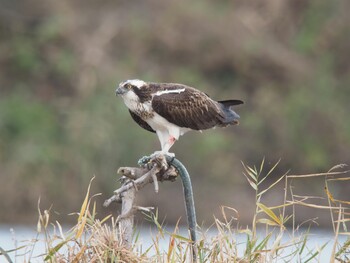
[0, 0, 349, 225]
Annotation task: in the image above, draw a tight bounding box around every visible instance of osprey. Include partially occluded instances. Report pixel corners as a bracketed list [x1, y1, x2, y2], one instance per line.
[116, 79, 243, 155]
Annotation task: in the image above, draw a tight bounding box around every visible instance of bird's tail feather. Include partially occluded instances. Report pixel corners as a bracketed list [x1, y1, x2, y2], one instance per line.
[218, 100, 243, 125]
[218, 100, 244, 107]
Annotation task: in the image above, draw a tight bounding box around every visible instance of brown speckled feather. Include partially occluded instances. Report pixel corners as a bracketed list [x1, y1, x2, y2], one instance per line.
[151, 84, 227, 130]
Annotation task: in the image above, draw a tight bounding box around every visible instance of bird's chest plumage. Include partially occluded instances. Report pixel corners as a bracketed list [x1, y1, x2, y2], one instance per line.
[122, 91, 184, 135]
[122, 92, 154, 120]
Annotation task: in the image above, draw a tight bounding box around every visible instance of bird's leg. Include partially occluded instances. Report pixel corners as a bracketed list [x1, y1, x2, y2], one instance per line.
[169, 136, 176, 145]
[152, 131, 176, 157]
[160, 135, 176, 156]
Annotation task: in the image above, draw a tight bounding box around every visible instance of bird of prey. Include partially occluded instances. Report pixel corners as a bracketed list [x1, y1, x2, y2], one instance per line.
[116, 79, 243, 156]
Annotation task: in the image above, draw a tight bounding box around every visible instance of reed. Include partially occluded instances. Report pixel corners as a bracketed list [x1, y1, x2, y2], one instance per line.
[2, 163, 349, 262]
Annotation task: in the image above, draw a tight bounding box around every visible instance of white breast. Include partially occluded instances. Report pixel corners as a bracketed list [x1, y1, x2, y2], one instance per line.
[121, 91, 140, 111]
[121, 90, 190, 139]
[147, 112, 190, 139]
[121, 91, 153, 114]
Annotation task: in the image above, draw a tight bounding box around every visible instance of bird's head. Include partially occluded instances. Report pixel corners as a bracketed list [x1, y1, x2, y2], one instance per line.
[116, 79, 147, 96]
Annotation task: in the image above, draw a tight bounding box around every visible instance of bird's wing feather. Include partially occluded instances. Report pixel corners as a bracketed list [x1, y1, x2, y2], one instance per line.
[128, 110, 156, 133]
[151, 86, 225, 130]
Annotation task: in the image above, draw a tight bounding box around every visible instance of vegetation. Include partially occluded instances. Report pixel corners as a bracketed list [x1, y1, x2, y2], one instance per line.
[1, 0, 350, 225]
[1, 1, 349, 261]
[1, 162, 349, 262]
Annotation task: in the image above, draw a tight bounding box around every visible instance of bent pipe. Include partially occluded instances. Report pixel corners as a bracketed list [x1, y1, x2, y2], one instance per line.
[139, 155, 198, 260]
[166, 156, 197, 246]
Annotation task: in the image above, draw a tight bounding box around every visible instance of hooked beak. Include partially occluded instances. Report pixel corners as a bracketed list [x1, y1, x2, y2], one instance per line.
[115, 85, 126, 96]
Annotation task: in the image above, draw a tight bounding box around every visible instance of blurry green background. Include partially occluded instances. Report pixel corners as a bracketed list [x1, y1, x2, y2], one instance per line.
[0, 0, 349, 226]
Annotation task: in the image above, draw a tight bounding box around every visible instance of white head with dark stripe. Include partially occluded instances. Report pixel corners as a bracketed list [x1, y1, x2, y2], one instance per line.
[116, 79, 147, 96]
[116, 79, 149, 108]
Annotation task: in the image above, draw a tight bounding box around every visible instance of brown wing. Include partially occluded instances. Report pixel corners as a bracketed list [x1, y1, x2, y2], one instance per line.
[151, 86, 225, 130]
[128, 110, 156, 133]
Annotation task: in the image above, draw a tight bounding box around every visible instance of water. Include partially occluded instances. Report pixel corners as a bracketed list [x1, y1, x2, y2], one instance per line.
[0, 225, 348, 262]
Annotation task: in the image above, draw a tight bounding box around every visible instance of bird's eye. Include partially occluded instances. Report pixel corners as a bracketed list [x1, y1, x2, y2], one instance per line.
[126, 84, 132, 89]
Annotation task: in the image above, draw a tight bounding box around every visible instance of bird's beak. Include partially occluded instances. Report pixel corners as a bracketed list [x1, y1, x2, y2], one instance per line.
[115, 85, 126, 96]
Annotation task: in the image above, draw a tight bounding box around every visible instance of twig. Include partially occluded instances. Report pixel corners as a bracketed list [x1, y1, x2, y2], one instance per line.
[113, 165, 160, 196]
[103, 195, 121, 207]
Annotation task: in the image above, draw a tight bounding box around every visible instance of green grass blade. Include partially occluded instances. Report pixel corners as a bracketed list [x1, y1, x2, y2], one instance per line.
[257, 218, 280, 226]
[258, 159, 281, 185]
[299, 232, 309, 255]
[255, 233, 272, 252]
[259, 158, 265, 175]
[244, 174, 258, 190]
[247, 166, 258, 179]
[169, 233, 192, 242]
[44, 240, 68, 261]
[257, 203, 282, 225]
[335, 237, 350, 258]
[303, 242, 327, 263]
[241, 161, 258, 182]
[258, 173, 286, 197]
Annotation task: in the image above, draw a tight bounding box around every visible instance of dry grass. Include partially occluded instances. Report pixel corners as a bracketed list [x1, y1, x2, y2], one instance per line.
[1, 163, 350, 262]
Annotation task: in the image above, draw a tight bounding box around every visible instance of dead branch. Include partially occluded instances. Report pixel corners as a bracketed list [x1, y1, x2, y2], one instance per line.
[103, 154, 179, 248]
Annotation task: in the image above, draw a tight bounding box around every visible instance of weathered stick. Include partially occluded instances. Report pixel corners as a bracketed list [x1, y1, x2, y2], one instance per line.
[104, 155, 174, 246]
[118, 178, 135, 248]
[104, 154, 198, 261]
